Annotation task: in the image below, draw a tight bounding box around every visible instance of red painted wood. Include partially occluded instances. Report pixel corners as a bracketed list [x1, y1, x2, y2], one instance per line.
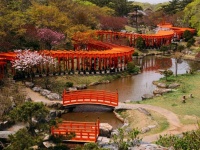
[62, 89, 118, 107]
[51, 119, 100, 143]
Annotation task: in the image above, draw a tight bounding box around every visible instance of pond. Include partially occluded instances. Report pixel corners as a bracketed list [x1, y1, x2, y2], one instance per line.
[62, 111, 123, 129]
[62, 56, 200, 127]
[89, 56, 200, 101]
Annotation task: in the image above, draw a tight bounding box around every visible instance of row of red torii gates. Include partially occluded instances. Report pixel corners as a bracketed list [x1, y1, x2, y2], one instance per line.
[0, 22, 195, 80]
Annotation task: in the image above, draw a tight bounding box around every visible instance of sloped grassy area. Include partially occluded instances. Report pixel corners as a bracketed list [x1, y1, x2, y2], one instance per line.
[137, 72, 200, 124]
[33, 73, 127, 95]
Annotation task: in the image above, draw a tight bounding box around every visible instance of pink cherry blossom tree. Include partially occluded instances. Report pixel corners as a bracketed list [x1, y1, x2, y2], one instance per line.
[37, 28, 65, 50]
[12, 49, 56, 81]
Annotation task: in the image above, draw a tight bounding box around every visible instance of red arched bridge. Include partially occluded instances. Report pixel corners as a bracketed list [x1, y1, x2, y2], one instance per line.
[51, 119, 100, 143]
[62, 89, 118, 108]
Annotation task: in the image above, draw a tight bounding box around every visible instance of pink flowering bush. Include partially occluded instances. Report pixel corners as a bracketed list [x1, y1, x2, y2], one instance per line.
[37, 28, 65, 49]
[12, 49, 56, 81]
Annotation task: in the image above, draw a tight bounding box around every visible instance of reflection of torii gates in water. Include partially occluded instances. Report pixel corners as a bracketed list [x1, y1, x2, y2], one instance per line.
[135, 57, 172, 71]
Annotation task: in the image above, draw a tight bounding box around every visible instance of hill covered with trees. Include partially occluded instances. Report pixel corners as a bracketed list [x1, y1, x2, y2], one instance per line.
[0, 0, 199, 51]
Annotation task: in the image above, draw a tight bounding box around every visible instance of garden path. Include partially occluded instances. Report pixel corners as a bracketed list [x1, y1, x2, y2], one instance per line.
[25, 88, 62, 105]
[116, 103, 198, 142]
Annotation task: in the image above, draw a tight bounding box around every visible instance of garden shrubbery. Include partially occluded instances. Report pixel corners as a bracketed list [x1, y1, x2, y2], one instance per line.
[156, 127, 200, 150]
[127, 62, 140, 74]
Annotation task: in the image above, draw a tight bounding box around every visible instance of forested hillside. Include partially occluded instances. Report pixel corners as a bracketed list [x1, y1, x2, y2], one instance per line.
[0, 0, 199, 51]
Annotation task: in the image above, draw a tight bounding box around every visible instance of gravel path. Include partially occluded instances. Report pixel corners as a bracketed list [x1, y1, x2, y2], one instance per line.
[25, 88, 62, 105]
[116, 102, 181, 128]
[116, 102, 198, 142]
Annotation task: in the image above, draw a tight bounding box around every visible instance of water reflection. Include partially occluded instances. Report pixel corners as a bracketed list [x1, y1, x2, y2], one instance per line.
[89, 56, 200, 101]
[61, 112, 123, 129]
[136, 56, 172, 71]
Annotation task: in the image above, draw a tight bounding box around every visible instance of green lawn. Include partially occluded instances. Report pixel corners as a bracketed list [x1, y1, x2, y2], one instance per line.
[136, 73, 200, 124]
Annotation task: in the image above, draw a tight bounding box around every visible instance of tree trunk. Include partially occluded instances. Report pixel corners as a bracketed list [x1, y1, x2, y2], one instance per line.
[175, 59, 178, 76]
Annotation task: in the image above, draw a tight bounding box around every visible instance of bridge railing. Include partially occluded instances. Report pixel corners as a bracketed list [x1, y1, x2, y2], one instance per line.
[51, 119, 100, 142]
[62, 89, 118, 107]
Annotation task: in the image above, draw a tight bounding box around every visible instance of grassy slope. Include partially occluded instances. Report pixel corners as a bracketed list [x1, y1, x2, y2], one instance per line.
[137, 73, 200, 124]
[121, 109, 169, 136]
[33, 73, 126, 94]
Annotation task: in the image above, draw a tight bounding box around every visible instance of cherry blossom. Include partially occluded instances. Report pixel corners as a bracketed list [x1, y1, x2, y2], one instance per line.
[37, 28, 65, 49]
[12, 49, 55, 71]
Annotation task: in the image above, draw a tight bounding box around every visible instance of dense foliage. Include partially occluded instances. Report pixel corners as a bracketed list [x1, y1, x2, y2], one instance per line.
[9, 101, 49, 135]
[5, 128, 40, 150]
[156, 128, 200, 150]
[0, 0, 199, 51]
[0, 0, 123, 51]
[127, 62, 140, 74]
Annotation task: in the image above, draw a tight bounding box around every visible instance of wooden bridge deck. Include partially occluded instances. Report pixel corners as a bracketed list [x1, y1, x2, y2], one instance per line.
[62, 89, 118, 107]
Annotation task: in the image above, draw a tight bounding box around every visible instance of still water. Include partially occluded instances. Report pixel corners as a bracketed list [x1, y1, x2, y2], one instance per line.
[89, 56, 200, 101]
[62, 112, 123, 129]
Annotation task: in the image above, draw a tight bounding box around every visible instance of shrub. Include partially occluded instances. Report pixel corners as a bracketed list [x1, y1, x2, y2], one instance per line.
[187, 37, 195, 48]
[65, 82, 73, 88]
[135, 37, 145, 50]
[111, 128, 142, 150]
[132, 52, 139, 56]
[160, 70, 173, 81]
[183, 30, 193, 42]
[177, 45, 185, 52]
[160, 45, 168, 55]
[127, 62, 140, 74]
[156, 128, 200, 150]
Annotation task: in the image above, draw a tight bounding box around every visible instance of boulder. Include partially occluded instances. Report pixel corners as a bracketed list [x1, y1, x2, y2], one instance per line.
[43, 134, 50, 141]
[152, 81, 159, 85]
[29, 145, 39, 150]
[111, 129, 118, 137]
[32, 86, 42, 92]
[153, 88, 172, 95]
[48, 110, 57, 119]
[97, 137, 117, 150]
[68, 87, 77, 92]
[25, 95, 32, 102]
[148, 125, 157, 129]
[129, 143, 170, 150]
[100, 143, 117, 150]
[0, 131, 15, 139]
[46, 103, 63, 109]
[75, 84, 87, 90]
[155, 94, 162, 97]
[100, 123, 113, 138]
[89, 82, 100, 86]
[141, 126, 150, 133]
[43, 141, 55, 148]
[141, 94, 154, 100]
[40, 89, 51, 96]
[25, 82, 34, 88]
[168, 83, 180, 88]
[137, 107, 151, 116]
[46, 93, 61, 100]
[101, 80, 110, 84]
[157, 82, 168, 88]
[0, 121, 12, 130]
[97, 136, 110, 144]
